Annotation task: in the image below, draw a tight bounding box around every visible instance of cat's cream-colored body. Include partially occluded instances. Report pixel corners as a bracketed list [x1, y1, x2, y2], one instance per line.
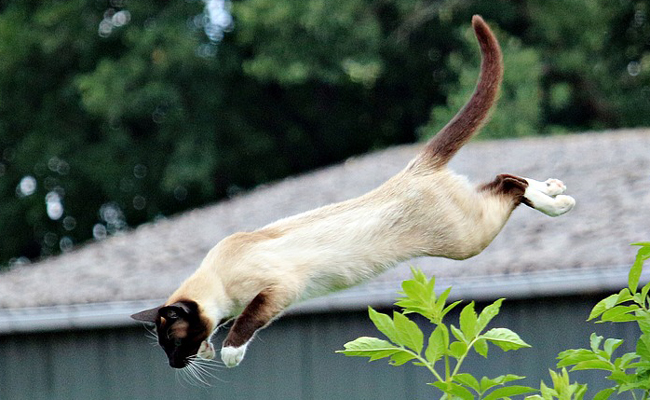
[172, 168, 512, 311]
[133, 16, 575, 370]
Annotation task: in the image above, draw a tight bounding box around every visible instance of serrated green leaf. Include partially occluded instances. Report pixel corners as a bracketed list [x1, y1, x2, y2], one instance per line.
[482, 328, 531, 352]
[614, 288, 634, 305]
[460, 302, 478, 340]
[398, 285, 430, 314]
[619, 379, 650, 392]
[572, 383, 588, 400]
[431, 381, 474, 400]
[603, 338, 623, 358]
[636, 245, 650, 260]
[483, 385, 537, 400]
[337, 337, 402, 360]
[394, 300, 429, 318]
[441, 300, 463, 320]
[436, 286, 454, 320]
[636, 333, 650, 360]
[396, 268, 438, 319]
[632, 293, 646, 308]
[401, 280, 428, 304]
[608, 369, 635, 384]
[629, 254, 643, 294]
[548, 369, 567, 391]
[589, 294, 619, 321]
[614, 352, 640, 369]
[449, 341, 468, 359]
[642, 281, 650, 307]
[393, 312, 423, 354]
[389, 351, 417, 366]
[600, 305, 641, 323]
[477, 298, 504, 333]
[625, 361, 650, 370]
[499, 374, 527, 384]
[480, 376, 499, 393]
[425, 324, 447, 363]
[557, 348, 599, 368]
[570, 359, 613, 371]
[590, 333, 604, 353]
[453, 373, 480, 392]
[451, 324, 467, 343]
[593, 387, 616, 400]
[479, 375, 526, 393]
[367, 307, 400, 344]
[637, 310, 650, 333]
[474, 338, 488, 358]
[410, 267, 429, 284]
[539, 379, 557, 398]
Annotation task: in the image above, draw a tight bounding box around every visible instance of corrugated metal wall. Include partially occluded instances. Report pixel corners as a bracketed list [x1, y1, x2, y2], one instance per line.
[0, 295, 640, 399]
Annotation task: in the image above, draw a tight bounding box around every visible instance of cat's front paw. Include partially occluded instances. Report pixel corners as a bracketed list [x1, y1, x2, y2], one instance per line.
[221, 344, 248, 368]
[198, 340, 215, 360]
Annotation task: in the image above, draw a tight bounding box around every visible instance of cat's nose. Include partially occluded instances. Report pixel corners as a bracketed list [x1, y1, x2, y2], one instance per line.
[169, 358, 186, 369]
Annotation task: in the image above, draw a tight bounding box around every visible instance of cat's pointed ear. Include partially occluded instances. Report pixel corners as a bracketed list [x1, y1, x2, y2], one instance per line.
[130, 305, 163, 323]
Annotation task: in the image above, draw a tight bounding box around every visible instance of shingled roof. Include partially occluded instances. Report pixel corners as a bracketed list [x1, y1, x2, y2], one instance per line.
[1, 129, 649, 332]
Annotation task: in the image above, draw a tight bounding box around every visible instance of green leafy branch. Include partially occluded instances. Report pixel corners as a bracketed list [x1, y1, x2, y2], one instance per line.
[554, 242, 650, 400]
[525, 368, 587, 400]
[338, 243, 650, 399]
[337, 268, 535, 399]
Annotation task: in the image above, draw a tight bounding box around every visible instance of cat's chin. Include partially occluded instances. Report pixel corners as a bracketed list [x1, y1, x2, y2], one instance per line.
[197, 340, 216, 360]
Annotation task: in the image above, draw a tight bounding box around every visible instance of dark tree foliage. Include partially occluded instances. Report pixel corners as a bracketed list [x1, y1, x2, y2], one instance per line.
[0, 0, 648, 267]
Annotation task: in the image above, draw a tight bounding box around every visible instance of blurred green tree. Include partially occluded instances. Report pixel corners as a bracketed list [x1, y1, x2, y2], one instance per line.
[0, 0, 648, 267]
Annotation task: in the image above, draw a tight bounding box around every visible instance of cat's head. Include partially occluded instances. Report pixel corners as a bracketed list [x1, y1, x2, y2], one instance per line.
[131, 300, 213, 368]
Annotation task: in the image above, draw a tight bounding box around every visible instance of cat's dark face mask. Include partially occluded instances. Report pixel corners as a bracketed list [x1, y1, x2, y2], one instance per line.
[131, 300, 213, 368]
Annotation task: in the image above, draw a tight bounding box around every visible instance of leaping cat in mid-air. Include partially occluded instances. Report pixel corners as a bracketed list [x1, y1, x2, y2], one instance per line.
[132, 15, 575, 370]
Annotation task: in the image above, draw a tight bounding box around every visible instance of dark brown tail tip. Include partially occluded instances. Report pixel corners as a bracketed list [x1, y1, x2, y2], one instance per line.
[471, 15, 488, 34]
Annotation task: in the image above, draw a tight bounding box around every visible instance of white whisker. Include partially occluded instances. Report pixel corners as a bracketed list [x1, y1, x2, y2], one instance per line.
[175, 369, 189, 388]
[142, 324, 159, 346]
[180, 355, 227, 385]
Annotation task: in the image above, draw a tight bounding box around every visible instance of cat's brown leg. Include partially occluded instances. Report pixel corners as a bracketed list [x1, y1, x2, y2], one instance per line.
[481, 174, 575, 216]
[522, 177, 575, 216]
[221, 288, 286, 367]
[479, 173, 531, 208]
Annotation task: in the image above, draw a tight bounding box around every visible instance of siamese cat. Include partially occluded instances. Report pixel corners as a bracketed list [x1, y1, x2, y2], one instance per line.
[131, 15, 575, 370]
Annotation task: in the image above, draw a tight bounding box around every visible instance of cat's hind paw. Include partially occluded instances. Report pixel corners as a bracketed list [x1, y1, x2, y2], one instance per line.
[528, 193, 576, 217]
[221, 343, 248, 368]
[526, 178, 566, 197]
[542, 178, 566, 196]
[523, 177, 575, 217]
[541, 194, 575, 217]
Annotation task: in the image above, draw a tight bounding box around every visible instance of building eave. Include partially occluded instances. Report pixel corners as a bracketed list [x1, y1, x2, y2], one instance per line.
[0, 265, 643, 335]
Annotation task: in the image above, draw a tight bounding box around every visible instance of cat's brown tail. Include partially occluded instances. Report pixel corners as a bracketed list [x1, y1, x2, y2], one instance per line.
[416, 15, 503, 169]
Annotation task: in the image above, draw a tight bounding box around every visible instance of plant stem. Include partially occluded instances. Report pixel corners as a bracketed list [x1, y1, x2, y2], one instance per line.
[450, 338, 477, 377]
[445, 354, 450, 380]
[406, 349, 445, 383]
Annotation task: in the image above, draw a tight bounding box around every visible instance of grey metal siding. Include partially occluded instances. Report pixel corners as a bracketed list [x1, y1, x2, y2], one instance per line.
[0, 295, 639, 399]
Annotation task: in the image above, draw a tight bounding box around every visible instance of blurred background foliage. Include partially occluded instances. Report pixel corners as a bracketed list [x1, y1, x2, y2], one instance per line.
[0, 0, 649, 268]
